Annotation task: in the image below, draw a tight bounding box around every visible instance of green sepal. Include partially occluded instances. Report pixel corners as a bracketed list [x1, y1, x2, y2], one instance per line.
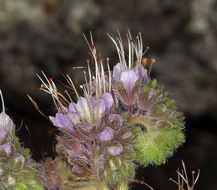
[0, 148, 7, 157]
[20, 149, 30, 157]
[116, 82, 125, 91]
[13, 138, 20, 149]
[150, 79, 157, 89]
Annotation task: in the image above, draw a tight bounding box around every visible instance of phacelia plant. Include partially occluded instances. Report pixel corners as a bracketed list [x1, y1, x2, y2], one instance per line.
[0, 90, 44, 190]
[36, 30, 185, 190]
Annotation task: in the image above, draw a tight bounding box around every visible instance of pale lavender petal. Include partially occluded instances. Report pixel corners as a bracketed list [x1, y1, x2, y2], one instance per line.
[76, 123, 92, 132]
[50, 113, 73, 132]
[67, 113, 80, 124]
[76, 97, 89, 114]
[98, 127, 114, 142]
[107, 144, 123, 156]
[90, 96, 97, 107]
[137, 65, 147, 82]
[148, 88, 155, 99]
[120, 69, 138, 95]
[122, 131, 132, 140]
[113, 63, 121, 82]
[94, 99, 106, 120]
[102, 93, 114, 111]
[68, 103, 77, 114]
[0, 142, 11, 156]
[0, 113, 13, 131]
[14, 155, 25, 166]
[162, 104, 167, 112]
[109, 114, 123, 126]
[72, 165, 82, 173]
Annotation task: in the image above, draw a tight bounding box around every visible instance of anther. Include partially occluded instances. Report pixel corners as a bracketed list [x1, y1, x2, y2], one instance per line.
[192, 170, 195, 174]
[66, 74, 70, 78]
[197, 169, 200, 172]
[168, 178, 173, 182]
[181, 169, 184, 173]
[49, 78, 53, 83]
[139, 32, 141, 35]
[124, 32, 128, 36]
[150, 57, 156, 63]
[176, 170, 179, 174]
[98, 57, 102, 61]
[146, 46, 150, 50]
[142, 58, 148, 65]
[106, 57, 110, 62]
[92, 45, 96, 49]
[40, 84, 45, 90]
[136, 35, 139, 40]
[72, 66, 76, 70]
[64, 90, 68, 94]
[86, 58, 90, 63]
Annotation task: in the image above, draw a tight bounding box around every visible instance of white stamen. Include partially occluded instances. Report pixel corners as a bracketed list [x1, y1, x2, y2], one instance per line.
[0, 90, 6, 129]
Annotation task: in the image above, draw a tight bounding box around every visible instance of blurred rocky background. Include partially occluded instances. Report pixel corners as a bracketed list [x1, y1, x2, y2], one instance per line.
[0, 0, 216, 189]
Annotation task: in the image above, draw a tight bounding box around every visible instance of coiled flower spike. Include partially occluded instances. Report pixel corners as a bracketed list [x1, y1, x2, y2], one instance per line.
[0, 90, 44, 190]
[37, 30, 185, 190]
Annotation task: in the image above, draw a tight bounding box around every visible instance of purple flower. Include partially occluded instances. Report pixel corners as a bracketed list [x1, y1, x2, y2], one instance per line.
[0, 112, 13, 132]
[107, 143, 123, 156]
[98, 127, 114, 142]
[148, 88, 155, 99]
[50, 93, 114, 132]
[109, 114, 123, 126]
[122, 131, 132, 140]
[0, 142, 11, 156]
[113, 63, 121, 82]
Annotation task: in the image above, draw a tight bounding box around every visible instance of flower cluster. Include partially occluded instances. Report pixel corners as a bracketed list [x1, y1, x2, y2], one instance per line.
[0, 90, 44, 190]
[39, 31, 185, 190]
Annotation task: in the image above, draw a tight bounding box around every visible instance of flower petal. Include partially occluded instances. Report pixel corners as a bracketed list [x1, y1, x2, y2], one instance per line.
[120, 69, 138, 95]
[0, 113, 13, 131]
[102, 93, 114, 111]
[109, 114, 123, 126]
[98, 127, 114, 142]
[107, 143, 123, 156]
[137, 65, 147, 82]
[113, 63, 121, 82]
[0, 142, 11, 156]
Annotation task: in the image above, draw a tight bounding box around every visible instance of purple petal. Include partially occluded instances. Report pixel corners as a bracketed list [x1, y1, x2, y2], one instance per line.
[49, 113, 73, 133]
[72, 165, 82, 173]
[120, 69, 138, 96]
[94, 99, 106, 120]
[122, 131, 133, 140]
[137, 65, 147, 82]
[107, 143, 123, 156]
[98, 127, 114, 142]
[76, 123, 92, 132]
[102, 93, 114, 111]
[76, 97, 89, 114]
[68, 103, 77, 114]
[109, 114, 123, 126]
[113, 63, 121, 82]
[0, 113, 13, 131]
[0, 142, 11, 156]
[148, 88, 155, 99]
[90, 96, 97, 107]
[162, 104, 167, 112]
